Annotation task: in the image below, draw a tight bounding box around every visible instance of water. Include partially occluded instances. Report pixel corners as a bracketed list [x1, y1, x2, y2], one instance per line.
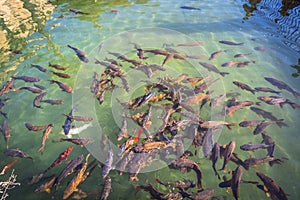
[0, 0, 300, 199]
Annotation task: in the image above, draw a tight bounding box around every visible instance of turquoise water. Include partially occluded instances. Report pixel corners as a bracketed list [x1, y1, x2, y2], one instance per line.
[0, 0, 300, 199]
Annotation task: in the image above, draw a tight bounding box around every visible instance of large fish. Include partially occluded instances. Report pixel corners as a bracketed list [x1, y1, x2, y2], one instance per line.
[253, 120, 284, 135]
[231, 165, 243, 200]
[5, 148, 33, 160]
[49, 80, 73, 93]
[33, 92, 47, 108]
[258, 95, 300, 109]
[233, 81, 256, 94]
[25, 122, 49, 132]
[199, 62, 229, 77]
[261, 132, 275, 157]
[250, 107, 288, 127]
[67, 45, 89, 63]
[256, 172, 288, 200]
[255, 87, 281, 94]
[38, 124, 54, 153]
[202, 129, 214, 158]
[59, 123, 92, 138]
[13, 76, 41, 83]
[220, 141, 236, 171]
[1, 120, 10, 150]
[265, 77, 300, 98]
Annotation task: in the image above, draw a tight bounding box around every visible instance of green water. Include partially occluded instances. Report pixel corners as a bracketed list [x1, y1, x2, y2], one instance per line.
[0, 0, 300, 199]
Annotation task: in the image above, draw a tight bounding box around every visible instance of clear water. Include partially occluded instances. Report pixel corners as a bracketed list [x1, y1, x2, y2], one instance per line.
[0, 0, 299, 199]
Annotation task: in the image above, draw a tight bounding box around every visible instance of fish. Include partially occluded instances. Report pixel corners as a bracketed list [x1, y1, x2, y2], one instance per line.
[240, 143, 274, 151]
[244, 156, 287, 167]
[59, 123, 92, 138]
[33, 84, 46, 90]
[0, 160, 18, 175]
[69, 8, 89, 15]
[49, 80, 73, 93]
[199, 61, 229, 76]
[100, 176, 112, 200]
[221, 61, 242, 67]
[231, 165, 243, 200]
[265, 76, 300, 98]
[234, 53, 251, 58]
[236, 60, 256, 67]
[202, 129, 214, 158]
[176, 41, 203, 47]
[250, 107, 288, 127]
[134, 180, 165, 199]
[0, 78, 14, 96]
[38, 124, 54, 153]
[33, 92, 47, 108]
[200, 121, 236, 130]
[54, 138, 94, 146]
[4, 148, 33, 160]
[180, 6, 202, 11]
[254, 46, 268, 51]
[35, 175, 56, 193]
[102, 141, 114, 179]
[220, 141, 236, 171]
[48, 63, 67, 70]
[219, 40, 244, 45]
[117, 112, 127, 141]
[134, 141, 167, 153]
[211, 143, 221, 179]
[155, 177, 196, 191]
[253, 120, 284, 135]
[258, 95, 300, 109]
[62, 114, 93, 121]
[104, 57, 123, 67]
[261, 132, 275, 157]
[13, 76, 41, 83]
[62, 154, 90, 199]
[180, 188, 215, 200]
[41, 99, 64, 105]
[233, 81, 256, 94]
[255, 87, 281, 94]
[54, 154, 84, 193]
[209, 50, 227, 60]
[256, 172, 288, 200]
[238, 120, 264, 129]
[38, 146, 73, 179]
[162, 53, 174, 66]
[1, 120, 10, 150]
[67, 45, 89, 63]
[31, 64, 48, 73]
[62, 105, 78, 135]
[25, 122, 49, 132]
[50, 70, 71, 79]
[8, 49, 22, 54]
[18, 86, 42, 94]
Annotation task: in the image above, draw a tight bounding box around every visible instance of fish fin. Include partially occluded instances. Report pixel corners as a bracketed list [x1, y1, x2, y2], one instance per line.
[220, 72, 229, 77]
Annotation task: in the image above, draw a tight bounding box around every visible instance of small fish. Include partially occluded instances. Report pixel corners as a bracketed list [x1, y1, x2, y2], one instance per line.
[199, 62, 229, 77]
[134, 180, 164, 199]
[200, 121, 236, 130]
[35, 175, 56, 193]
[55, 138, 94, 146]
[244, 157, 287, 167]
[0, 160, 18, 175]
[8, 49, 22, 54]
[102, 141, 114, 179]
[25, 122, 49, 132]
[1, 120, 10, 150]
[162, 53, 174, 66]
[13, 76, 41, 83]
[258, 95, 300, 109]
[255, 87, 281, 94]
[33, 84, 46, 90]
[237, 60, 255, 67]
[69, 8, 89, 15]
[51, 71, 71, 79]
[62, 114, 93, 121]
[253, 120, 284, 135]
[67, 45, 89, 63]
[38, 124, 54, 153]
[38, 146, 73, 179]
[180, 6, 202, 11]
[234, 53, 251, 58]
[219, 40, 244, 45]
[221, 61, 241, 67]
[256, 172, 288, 200]
[41, 99, 64, 105]
[254, 46, 268, 51]
[155, 177, 196, 191]
[250, 107, 288, 128]
[117, 112, 127, 141]
[48, 63, 67, 70]
[0, 78, 14, 96]
[49, 80, 73, 93]
[176, 41, 203, 47]
[59, 123, 92, 138]
[33, 92, 47, 108]
[209, 50, 227, 60]
[238, 120, 263, 129]
[31, 64, 48, 72]
[233, 81, 256, 94]
[104, 57, 123, 67]
[5, 148, 33, 160]
[100, 176, 112, 200]
[261, 132, 275, 157]
[240, 143, 273, 151]
[220, 141, 236, 171]
[265, 76, 300, 99]
[231, 165, 243, 200]
[19, 86, 42, 94]
[202, 130, 213, 158]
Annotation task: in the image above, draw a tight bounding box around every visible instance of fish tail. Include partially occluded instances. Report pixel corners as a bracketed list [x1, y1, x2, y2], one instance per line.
[220, 72, 229, 77]
[293, 92, 300, 99]
[255, 102, 261, 106]
[67, 45, 73, 49]
[251, 90, 256, 94]
[226, 123, 236, 130]
[290, 103, 300, 109]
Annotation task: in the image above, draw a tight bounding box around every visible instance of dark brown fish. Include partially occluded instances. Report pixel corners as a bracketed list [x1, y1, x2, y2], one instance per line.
[69, 8, 89, 15]
[38, 123, 54, 153]
[219, 40, 244, 45]
[62, 114, 93, 121]
[265, 77, 300, 99]
[1, 120, 10, 150]
[231, 165, 243, 200]
[100, 176, 112, 200]
[8, 49, 22, 54]
[256, 172, 288, 200]
[209, 50, 227, 60]
[236, 60, 256, 68]
[49, 80, 73, 93]
[55, 138, 94, 146]
[199, 61, 229, 76]
[51, 71, 71, 79]
[67, 45, 89, 63]
[17, 86, 42, 94]
[253, 120, 284, 135]
[5, 148, 33, 160]
[255, 87, 281, 94]
[240, 143, 273, 151]
[41, 99, 64, 105]
[233, 81, 256, 94]
[244, 156, 287, 167]
[211, 143, 221, 179]
[33, 92, 47, 108]
[48, 63, 67, 70]
[25, 122, 49, 132]
[250, 107, 288, 127]
[234, 53, 251, 58]
[0, 78, 14, 96]
[33, 84, 46, 90]
[13, 76, 41, 83]
[258, 95, 300, 109]
[220, 141, 236, 171]
[238, 120, 263, 129]
[31, 64, 48, 73]
[261, 132, 275, 157]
